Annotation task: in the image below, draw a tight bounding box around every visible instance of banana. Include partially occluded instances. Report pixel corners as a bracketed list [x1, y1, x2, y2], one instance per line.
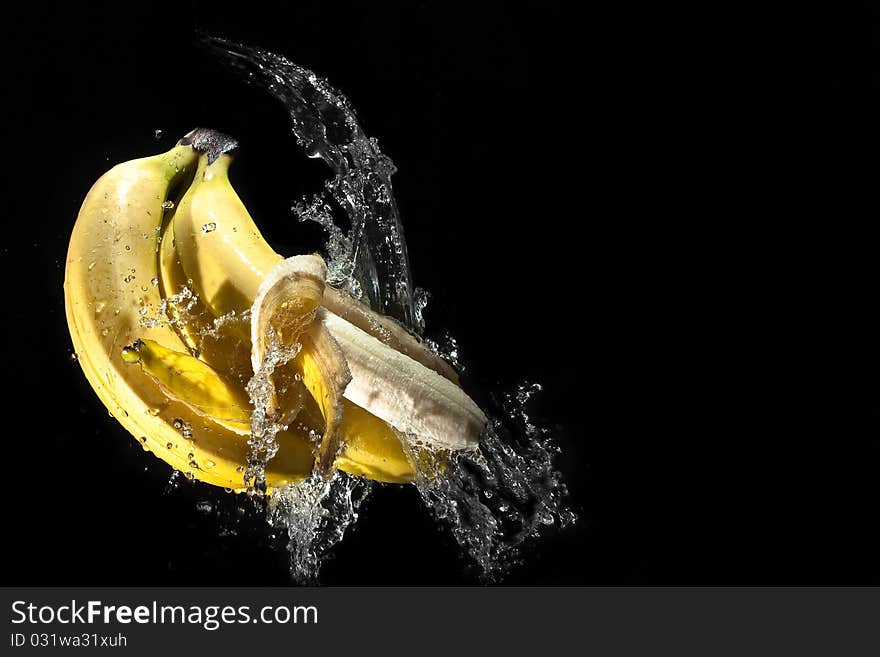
[65, 129, 487, 491]
[64, 139, 313, 489]
[158, 186, 254, 385]
[121, 338, 251, 433]
[173, 153, 281, 317]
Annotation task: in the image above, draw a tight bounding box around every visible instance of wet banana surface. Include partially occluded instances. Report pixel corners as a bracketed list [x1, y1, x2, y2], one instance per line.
[65, 131, 486, 492]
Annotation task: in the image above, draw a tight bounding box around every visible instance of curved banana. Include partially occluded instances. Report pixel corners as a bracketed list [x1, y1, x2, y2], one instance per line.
[174, 153, 281, 318]
[121, 338, 251, 433]
[158, 187, 253, 385]
[64, 140, 313, 489]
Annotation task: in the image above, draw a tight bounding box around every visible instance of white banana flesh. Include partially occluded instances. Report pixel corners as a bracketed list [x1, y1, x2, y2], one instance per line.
[321, 310, 486, 451]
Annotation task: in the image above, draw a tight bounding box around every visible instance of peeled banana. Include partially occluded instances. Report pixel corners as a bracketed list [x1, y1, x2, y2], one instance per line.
[64, 129, 487, 491]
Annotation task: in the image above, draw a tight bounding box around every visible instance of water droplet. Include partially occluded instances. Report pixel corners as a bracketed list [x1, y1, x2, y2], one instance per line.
[294, 372, 302, 382]
[164, 471, 181, 494]
[236, 465, 244, 474]
[148, 407, 160, 416]
[184, 471, 195, 480]
[189, 460, 199, 469]
[201, 222, 217, 234]
[141, 285, 148, 292]
[187, 452, 194, 460]
[138, 307, 148, 316]
[224, 487, 233, 494]
[87, 261, 96, 271]
[124, 245, 131, 251]
[139, 436, 147, 443]
[162, 200, 174, 210]
[151, 277, 159, 286]
[69, 352, 78, 362]
[166, 442, 174, 449]
[154, 129, 163, 140]
[101, 328, 109, 337]
[173, 419, 184, 430]
[204, 460, 216, 470]
[94, 301, 106, 314]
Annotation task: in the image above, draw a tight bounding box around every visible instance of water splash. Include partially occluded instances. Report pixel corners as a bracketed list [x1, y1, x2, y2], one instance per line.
[425, 330, 466, 374]
[181, 36, 577, 582]
[412, 288, 430, 335]
[405, 383, 576, 581]
[292, 193, 362, 299]
[204, 35, 416, 330]
[201, 308, 251, 340]
[139, 285, 198, 330]
[244, 329, 300, 496]
[268, 472, 371, 584]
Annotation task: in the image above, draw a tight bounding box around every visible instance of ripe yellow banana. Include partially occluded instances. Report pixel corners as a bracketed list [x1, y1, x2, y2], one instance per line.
[64, 139, 314, 489]
[65, 129, 487, 490]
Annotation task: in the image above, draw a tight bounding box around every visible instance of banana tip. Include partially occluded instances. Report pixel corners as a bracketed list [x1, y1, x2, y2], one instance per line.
[121, 340, 144, 364]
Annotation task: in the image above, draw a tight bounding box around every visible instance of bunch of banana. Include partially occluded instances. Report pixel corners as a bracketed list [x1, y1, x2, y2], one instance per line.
[64, 129, 486, 491]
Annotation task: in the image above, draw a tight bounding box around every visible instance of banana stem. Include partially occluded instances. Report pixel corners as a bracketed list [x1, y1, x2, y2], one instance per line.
[181, 128, 239, 164]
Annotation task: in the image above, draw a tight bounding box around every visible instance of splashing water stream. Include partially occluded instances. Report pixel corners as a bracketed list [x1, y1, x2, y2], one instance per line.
[244, 329, 300, 495]
[204, 35, 416, 329]
[169, 37, 578, 583]
[268, 472, 371, 584]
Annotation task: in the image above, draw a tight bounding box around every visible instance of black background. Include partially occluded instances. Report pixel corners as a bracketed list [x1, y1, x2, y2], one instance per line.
[0, 2, 865, 586]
